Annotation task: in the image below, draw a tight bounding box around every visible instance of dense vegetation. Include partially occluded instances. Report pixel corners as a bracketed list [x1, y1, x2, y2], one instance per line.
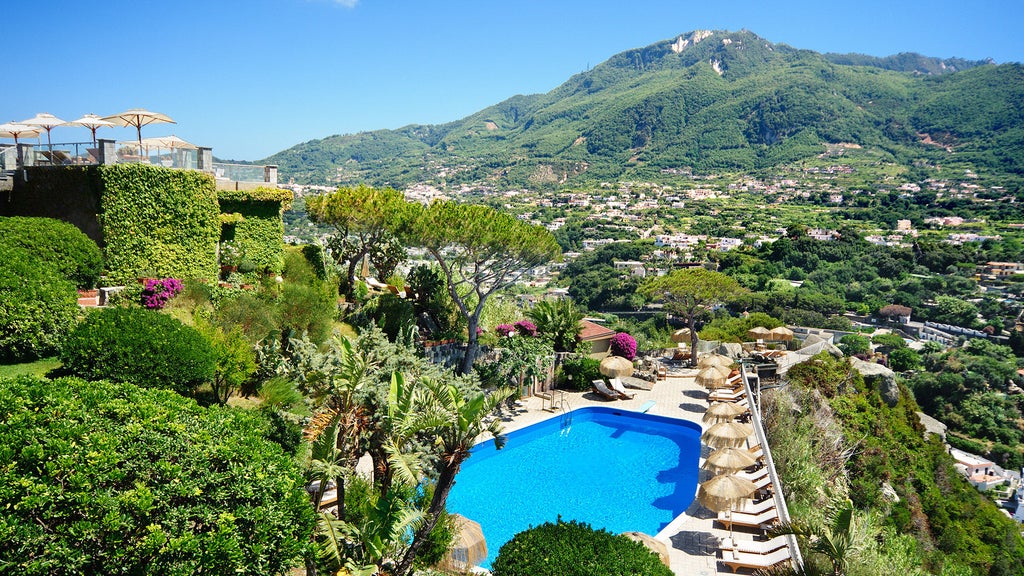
[265, 30, 1024, 190]
[766, 353, 1024, 575]
[0, 375, 315, 575]
[0, 216, 103, 288]
[0, 245, 79, 363]
[491, 519, 673, 576]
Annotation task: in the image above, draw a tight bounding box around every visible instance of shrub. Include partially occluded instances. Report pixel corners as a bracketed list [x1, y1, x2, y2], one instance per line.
[139, 277, 184, 310]
[0, 246, 79, 363]
[609, 332, 637, 360]
[278, 282, 336, 345]
[491, 519, 672, 576]
[495, 323, 516, 337]
[0, 216, 104, 288]
[60, 307, 216, 395]
[559, 355, 602, 391]
[0, 375, 315, 575]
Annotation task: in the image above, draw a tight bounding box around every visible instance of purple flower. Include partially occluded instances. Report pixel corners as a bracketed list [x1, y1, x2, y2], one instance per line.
[514, 320, 538, 337]
[140, 277, 184, 310]
[495, 324, 516, 337]
[609, 332, 637, 360]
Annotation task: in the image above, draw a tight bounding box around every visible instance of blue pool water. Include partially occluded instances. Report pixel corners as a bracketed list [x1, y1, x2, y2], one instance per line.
[446, 407, 701, 568]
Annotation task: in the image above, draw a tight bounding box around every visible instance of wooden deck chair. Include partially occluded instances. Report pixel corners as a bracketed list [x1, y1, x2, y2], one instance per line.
[608, 377, 635, 399]
[591, 379, 620, 401]
[716, 507, 780, 530]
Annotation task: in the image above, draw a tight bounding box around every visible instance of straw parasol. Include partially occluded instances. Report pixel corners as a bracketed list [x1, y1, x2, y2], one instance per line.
[68, 113, 116, 146]
[746, 326, 771, 341]
[21, 112, 67, 152]
[698, 354, 732, 369]
[695, 366, 731, 390]
[439, 514, 488, 572]
[621, 532, 670, 567]
[701, 421, 754, 449]
[697, 474, 758, 542]
[769, 326, 794, 341]
[703, 401, 749, 424]
[702, 446, 758, 474]
[670, 328, 691, 343]
[599, 355, 634, 378]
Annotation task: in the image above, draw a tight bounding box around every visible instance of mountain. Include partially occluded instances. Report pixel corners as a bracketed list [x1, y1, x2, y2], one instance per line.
[264, 30, 1023, 188]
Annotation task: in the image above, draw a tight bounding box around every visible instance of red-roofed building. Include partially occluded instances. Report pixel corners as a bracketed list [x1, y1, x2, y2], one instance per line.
[578, 319, 616, 358]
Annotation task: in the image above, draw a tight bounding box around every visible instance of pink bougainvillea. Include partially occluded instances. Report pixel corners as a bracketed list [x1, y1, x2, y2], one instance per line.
[609, 332, 637, 360]
[514, 320, 538, 337]
[495, 324, 516, 337]
[140, 277, 184, 310]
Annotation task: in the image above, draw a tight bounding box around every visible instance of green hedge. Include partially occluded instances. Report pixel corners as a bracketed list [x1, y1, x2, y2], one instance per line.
[98, 164, 219, 283]
[491, 519, 673, 576]
[558, 355, 602, 391]
[0, 216, 103, 288]
[0, 246, 79, 362]
[218, 187, 293, 274]
[60, 307, 216, 395]
[0, 375, 315, 575]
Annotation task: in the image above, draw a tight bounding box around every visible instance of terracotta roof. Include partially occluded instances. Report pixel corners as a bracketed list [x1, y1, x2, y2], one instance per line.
[578, 319, 616, 341]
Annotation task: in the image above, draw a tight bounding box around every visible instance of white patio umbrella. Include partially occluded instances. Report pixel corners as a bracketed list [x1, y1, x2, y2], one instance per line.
[0, 122, 41, 145]
[102, 108, 175, 151]
[20, 112, 67, 152]
[68, 113, 117, 146]
[138, 134, 197, 151]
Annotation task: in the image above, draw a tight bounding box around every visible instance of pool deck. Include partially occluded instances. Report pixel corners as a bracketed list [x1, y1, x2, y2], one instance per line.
[488, 366, 776, 576]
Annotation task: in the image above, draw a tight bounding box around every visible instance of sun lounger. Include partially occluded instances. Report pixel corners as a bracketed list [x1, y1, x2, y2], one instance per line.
[717, 507, 779, 530]
[720, 535, 789, 555]
[708, 390, 746, 402]
[735, 468, 768, 482]
[609, 377, 635, 399]
[591, 379, 621, 401]
[734, 495, 776, 515]
[721, 546, 792, 572]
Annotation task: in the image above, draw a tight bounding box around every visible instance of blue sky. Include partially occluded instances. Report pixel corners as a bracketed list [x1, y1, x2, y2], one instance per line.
[6, 0, 1022, 160]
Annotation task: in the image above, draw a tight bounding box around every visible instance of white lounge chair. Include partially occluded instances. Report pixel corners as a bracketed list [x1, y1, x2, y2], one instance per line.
[608, 377, 635, 399]
[717, 507, 779, 529]
[735, 495, 776, 515]
[720, 535, 789, 555]
[721, 546, 792, 572]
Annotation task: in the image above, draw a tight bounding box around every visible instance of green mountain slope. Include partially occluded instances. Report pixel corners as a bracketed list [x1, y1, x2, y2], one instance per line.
[265, 30, 1022, 188]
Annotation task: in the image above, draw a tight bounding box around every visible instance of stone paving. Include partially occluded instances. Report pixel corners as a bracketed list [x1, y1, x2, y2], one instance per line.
[488, 365, 780, 575]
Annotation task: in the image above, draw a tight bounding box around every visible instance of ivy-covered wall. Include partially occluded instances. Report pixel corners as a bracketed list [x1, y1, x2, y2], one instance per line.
[218, 187, 293, 273]
[98, 164, 220, 283]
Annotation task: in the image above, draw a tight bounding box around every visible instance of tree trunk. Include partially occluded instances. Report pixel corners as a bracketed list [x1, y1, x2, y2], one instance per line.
[688, 314, 699, 367]
[458, 315, 479, 375]
[393, 460, 462, 576]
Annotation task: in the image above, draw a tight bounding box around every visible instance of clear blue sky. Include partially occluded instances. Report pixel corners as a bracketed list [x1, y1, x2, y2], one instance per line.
[6, 0, 1022, 161]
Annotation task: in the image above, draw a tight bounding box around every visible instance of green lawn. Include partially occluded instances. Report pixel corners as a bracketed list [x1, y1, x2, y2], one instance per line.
[0, 358, 62, 380]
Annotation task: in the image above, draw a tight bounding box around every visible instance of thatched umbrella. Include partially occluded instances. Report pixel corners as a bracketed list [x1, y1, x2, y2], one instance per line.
[747, 326, 771, 341]
[697, 474, 758, 542]
[701, 421, 754, 449]
[670, 328, 692, 343]
[438, 514, 488, 572]
[698, 354, 732, 369]
[703, 401, 749, 424]
[702, 446, 758, 474]
[621, 532, 670, 567]
[769, 326, 794, 341]
[695, 366, 731, 390]
[599, 355, 634, 378]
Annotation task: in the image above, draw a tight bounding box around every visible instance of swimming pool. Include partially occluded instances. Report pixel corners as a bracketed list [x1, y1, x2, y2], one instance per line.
[446, 406, 701, 568]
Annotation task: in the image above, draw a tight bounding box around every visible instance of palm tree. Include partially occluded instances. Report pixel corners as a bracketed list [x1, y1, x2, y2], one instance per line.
[765, 499, 861, 576]
[526, 298, 584, 353]
[392, 380, 514, 576]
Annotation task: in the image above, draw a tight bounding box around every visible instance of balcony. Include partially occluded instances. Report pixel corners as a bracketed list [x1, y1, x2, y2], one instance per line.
[0, 139, 277, 191]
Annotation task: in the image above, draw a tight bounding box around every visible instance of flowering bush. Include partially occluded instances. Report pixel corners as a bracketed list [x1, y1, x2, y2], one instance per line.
[609, 332, 637, 360]
[495, 323, 516, 337]
[514, 320, 538, 337]
[140, 277, 184, 310]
